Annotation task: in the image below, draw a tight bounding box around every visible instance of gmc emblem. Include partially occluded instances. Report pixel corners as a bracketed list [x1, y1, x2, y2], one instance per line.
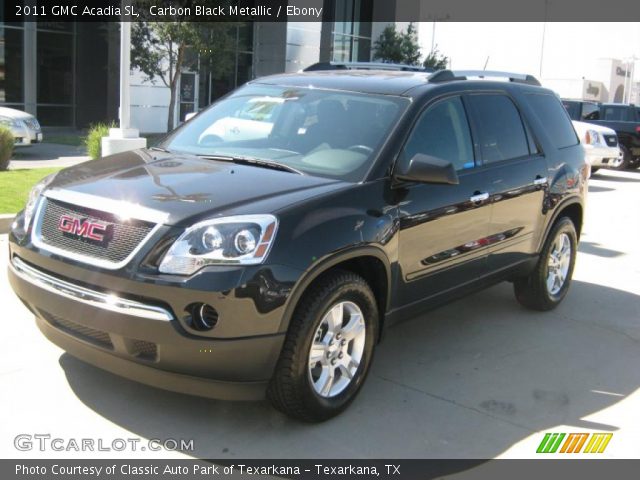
[58, 215, 108, 242]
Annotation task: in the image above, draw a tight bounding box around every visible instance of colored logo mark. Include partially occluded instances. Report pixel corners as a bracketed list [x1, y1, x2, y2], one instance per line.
[536, 433, 612, 454]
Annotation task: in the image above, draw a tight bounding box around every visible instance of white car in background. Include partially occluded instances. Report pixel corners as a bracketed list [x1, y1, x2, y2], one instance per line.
[572, 120, 622, 174]
[0, 106, 43, 146]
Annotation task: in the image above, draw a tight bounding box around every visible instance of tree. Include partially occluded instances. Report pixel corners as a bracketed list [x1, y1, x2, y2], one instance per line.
[423, 45, 449, 70]
[131, 21, 235, 132]
[373, 23, 422, 66]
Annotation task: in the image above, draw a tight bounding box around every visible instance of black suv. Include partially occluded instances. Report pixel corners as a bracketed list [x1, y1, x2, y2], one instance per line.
[8, 67, 587, 422]
[562, 99, 640, 169]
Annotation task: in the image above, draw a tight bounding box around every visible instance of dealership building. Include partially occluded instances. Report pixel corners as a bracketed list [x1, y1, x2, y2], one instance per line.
[1, 1, 424, 133]
[543, 57, 640, 104]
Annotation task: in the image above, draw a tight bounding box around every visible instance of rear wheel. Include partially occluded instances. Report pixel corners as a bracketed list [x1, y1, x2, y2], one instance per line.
[514, 217, 577, 311]
[267, 271, 378, 422]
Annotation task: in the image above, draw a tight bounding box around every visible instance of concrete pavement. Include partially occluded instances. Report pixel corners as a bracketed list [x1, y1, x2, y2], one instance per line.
[9, 142, 89, 170]
[1, 169, 639, 459]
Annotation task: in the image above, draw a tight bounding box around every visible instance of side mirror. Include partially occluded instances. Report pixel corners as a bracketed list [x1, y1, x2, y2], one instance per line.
[395, 153, 460, 185]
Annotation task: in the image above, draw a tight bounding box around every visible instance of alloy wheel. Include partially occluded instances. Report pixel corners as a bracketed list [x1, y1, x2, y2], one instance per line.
[308, 301, 366, 398]
[546, 232, 572, 295]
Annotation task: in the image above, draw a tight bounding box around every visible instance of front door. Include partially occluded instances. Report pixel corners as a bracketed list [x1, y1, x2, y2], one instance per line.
[396, 95, 493, 308]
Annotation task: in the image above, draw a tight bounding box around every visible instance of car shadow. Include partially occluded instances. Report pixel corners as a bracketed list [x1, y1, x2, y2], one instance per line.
[58, 280, 640, 460]
[587, 185, 615, 193]
[578, 241, 626, 258]
[592, 172, 640, 183]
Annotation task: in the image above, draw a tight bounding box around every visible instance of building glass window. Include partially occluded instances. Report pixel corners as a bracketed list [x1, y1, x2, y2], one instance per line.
[331, 0, 373, 62]
[37, 23, 74, 126]
[0, 25, 24, 109]
[197, 23, 254, 110]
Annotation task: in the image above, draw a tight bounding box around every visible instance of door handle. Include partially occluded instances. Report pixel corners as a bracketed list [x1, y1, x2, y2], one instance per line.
[533, 176, 548, 186]
[469, 192, 489, 203]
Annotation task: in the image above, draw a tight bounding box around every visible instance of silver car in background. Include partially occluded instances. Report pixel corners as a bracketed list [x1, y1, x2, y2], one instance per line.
[0, 106, 43, 147]
[572, 120, 622, 174]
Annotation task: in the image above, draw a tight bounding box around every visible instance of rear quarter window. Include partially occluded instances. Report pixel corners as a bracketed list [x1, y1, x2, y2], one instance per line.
[527, 93, 579, 149]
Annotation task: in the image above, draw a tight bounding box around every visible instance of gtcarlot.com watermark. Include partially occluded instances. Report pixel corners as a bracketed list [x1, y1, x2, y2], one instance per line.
[14, 434, 194, 453]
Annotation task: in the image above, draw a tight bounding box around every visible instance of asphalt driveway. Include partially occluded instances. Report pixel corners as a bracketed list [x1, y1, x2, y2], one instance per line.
[1, 169, 639, 459]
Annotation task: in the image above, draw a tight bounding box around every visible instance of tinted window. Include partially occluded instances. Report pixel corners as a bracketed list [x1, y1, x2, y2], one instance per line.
[602, 106, 635, 121]
[401, 96, 474, 171]
[582, 103, 600, 120]
[466, 94, 530, 163]
[562, 101, 581, 120]
[526, 93, 579, 149]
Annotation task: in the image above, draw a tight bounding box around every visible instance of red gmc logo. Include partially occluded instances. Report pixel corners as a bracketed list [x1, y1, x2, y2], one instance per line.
[58, 215, 108, 242]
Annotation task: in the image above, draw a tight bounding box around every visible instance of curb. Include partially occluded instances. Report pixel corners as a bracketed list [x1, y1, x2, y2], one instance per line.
[0, 214, 15, 234]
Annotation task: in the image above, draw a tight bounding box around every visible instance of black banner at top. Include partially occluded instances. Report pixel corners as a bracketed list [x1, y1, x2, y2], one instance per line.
[5, 0, 640, 22]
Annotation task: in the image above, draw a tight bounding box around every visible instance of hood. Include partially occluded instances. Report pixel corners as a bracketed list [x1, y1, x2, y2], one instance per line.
[44, 149, 347, 226]
[0, 106, 34, 120]
[572, 120, 616, 136]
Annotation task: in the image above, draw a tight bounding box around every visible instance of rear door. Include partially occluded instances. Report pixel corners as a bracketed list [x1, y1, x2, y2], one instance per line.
[464, 92, 550, 271]
[395, 95, 493, 307]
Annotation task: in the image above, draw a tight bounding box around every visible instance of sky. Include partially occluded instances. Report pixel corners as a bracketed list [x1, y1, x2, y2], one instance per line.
[417, 23, 640, 81]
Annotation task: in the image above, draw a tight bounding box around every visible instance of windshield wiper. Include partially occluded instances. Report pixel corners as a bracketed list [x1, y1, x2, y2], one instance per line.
[197, 154, 304, 175]
[149, 146, 172, 153]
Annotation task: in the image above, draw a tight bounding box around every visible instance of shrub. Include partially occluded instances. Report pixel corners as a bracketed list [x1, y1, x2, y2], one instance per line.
[0, 126, 14, 171]
[85, 122, 116, 159]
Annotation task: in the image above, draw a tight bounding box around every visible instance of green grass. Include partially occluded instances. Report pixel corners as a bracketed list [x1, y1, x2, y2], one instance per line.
[0, 168, 62, 214]
[43, 135, 85, 147]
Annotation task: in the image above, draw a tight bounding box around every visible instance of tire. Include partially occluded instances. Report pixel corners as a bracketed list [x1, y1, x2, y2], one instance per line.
[513, 217, 577, 311]
[611, 145, 631, 170]
[267, 270, 378, 422]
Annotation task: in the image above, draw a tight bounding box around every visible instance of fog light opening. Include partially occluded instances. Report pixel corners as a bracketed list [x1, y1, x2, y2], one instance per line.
[185, 303, 218, 331]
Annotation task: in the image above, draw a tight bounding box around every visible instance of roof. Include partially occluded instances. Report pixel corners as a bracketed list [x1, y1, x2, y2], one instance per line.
[251, 69, 545, 97]
[251, 70, 433, 96]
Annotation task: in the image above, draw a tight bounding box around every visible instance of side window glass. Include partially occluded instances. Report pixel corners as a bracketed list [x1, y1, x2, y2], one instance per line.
[582, 103, 600, 120]
[526, 93, 579, 149]
[466, 94, 530, 164]
[401, 96, 475, 171]
[562, 101, 580, 120]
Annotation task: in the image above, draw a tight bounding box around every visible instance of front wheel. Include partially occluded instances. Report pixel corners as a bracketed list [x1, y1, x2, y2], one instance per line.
[513, 217, 577, 311]
[611, 145, 631, 170]
[267, 271, 378, 422]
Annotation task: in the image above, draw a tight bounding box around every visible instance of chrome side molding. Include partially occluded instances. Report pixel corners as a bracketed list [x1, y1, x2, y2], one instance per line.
[10, 256, 173, 322]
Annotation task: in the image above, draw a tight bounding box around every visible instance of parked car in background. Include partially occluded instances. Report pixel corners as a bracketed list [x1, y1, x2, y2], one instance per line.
[572, 120, 622, 174]
[562, 99, 640, 170]
[0, 107, 43, 146]
[8, 66, 587, 422]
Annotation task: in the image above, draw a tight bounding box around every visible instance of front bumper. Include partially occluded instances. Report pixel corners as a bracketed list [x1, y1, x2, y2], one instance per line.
[10, 123, 42, 146]
[8, 255, 287, 400]
[584, 144, 622, 168]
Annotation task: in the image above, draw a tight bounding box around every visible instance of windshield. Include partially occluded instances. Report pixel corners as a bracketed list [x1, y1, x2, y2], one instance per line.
[161, 84, 409, 181]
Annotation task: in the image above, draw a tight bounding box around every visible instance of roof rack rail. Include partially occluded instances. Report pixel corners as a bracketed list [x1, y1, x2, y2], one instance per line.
[304, 61, 435, 73]
[429, 70, 541, 86]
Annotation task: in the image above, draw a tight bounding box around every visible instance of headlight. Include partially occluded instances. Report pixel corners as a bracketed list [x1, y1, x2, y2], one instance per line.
[585, 130, 601, 145]
[159, 214, 278, 275]
[24, 173, 57, 229]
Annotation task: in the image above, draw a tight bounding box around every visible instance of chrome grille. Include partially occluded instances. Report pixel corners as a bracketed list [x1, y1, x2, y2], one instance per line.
[604, 134, 618, 147]
[24, 118, 40, 130]
[37, 198, 155, 266]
